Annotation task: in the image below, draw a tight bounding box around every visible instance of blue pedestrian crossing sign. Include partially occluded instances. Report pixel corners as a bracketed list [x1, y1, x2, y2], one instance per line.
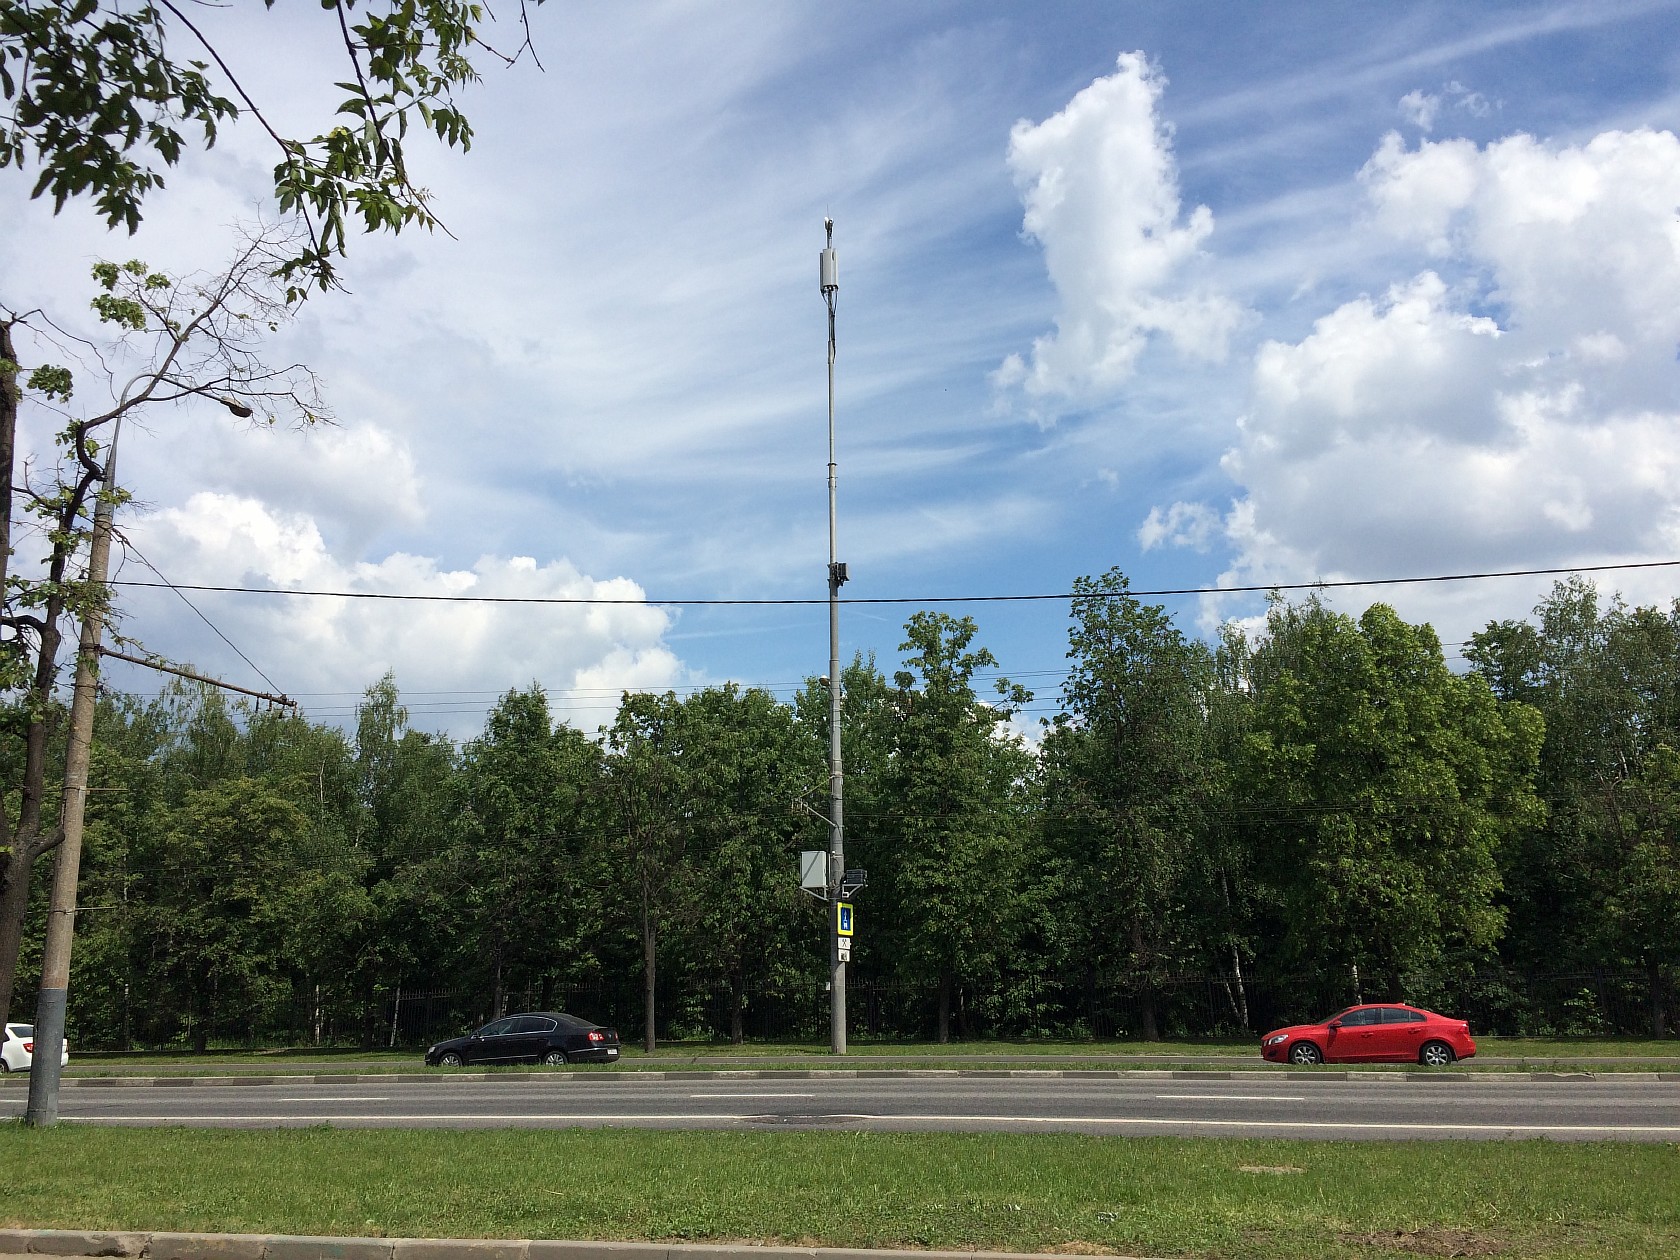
[836, 902, 854, 937]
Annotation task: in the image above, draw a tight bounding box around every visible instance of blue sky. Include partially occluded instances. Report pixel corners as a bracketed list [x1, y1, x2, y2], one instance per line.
[6, 0, 1680, 736]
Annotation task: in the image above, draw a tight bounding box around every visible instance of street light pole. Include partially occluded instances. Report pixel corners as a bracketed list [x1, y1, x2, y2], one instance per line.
[25, 377, 252, 1125]
[820, 219, 847, 1056]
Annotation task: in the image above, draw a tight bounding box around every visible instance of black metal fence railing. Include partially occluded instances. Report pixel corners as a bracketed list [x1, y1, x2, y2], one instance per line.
[53, 965, 1678, 1051]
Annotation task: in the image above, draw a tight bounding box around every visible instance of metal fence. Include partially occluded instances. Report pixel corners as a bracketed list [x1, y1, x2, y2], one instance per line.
[57, 965, 1677, 1051]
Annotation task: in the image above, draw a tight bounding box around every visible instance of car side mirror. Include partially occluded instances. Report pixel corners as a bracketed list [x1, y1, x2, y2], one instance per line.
[1328, 1020, 1342, 1030]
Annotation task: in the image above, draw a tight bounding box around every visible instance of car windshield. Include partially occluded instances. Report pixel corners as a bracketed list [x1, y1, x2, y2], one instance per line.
[1315, 1008, 1356, 1025]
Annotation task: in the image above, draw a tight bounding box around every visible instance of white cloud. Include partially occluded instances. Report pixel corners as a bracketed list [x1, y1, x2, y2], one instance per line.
[122, 492, 686, 736]
[1399, 90, 1441, 132]
[1399, 81, 1497, 135]
[183, 421, 425, 545]
[1138, 501, 1220, 552]
[994, 52, 1246, 411]
[1192, 124, 1680, 638]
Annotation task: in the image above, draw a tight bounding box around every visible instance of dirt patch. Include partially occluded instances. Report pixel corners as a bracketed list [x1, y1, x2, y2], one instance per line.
[1042, 1241, 1120, 1255]
[1343, 1227, 1507, 1256]
[1237, 1164, 1304, 1174]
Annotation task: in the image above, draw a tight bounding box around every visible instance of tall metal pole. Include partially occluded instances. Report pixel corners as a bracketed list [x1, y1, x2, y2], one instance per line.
[25, 411, 124, 1126]
[820, 219, 846, 1055]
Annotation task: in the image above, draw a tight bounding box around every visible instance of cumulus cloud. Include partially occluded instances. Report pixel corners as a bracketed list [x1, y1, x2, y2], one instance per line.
[993, 52, 1245, 411]
[1192, 125, 1680, 631]
[188, 421, 426, 544]
[1138, 501, 1220, 552]
[124, 492, 687, 735]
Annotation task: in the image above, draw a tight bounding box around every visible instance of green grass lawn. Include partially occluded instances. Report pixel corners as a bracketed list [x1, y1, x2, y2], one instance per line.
[3, 1124, 1677, 1258]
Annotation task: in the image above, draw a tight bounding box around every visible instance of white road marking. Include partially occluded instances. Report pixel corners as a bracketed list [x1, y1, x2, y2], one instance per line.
[40, 1112, 1680, 1135]
[60, 1122, 749, 1128]
[689, 1092, 816, 1099]
[1156, 1093, 1306, 1102]
[278, 1096, 390, 1102]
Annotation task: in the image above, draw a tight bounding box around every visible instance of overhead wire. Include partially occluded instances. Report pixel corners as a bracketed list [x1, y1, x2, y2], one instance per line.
[107, 556, 1680, 607]
[115, 538, 289, 698]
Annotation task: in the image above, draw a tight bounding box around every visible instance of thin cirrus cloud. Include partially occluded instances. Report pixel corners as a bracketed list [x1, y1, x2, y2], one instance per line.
[10, 4, 1680, 728]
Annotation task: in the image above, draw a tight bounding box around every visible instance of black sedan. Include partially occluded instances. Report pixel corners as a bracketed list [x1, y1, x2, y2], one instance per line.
[425, 1011, 621, 1066]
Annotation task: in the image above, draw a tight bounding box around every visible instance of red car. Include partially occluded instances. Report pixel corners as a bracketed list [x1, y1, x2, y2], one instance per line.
[1260, 1003, 1476, 1066]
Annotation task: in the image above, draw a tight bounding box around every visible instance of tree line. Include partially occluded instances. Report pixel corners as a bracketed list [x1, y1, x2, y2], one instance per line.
[5, 571, 1678, 1048]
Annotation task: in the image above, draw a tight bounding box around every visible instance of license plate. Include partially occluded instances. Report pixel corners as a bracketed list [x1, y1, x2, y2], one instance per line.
[608, 1048, 618, 1057]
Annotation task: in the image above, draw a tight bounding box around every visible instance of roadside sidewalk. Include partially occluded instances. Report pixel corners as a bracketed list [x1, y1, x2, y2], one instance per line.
[0, 1232, 1163, 1260]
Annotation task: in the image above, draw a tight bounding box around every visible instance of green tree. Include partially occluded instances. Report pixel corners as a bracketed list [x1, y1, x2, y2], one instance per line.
[790, 653, 899, 1014]
[1238, 597, 1542, 999]
[879, 612, 1034, 1042]
[602, 691, 685, 1049]
[2, 0, 545, 289]
[1040, 569, 1222, 1039]
[0, 235, 325, 1030]
[124, 777, 313, 1051]
[672, 684, 819, 1043]
[459, 685, 601, 1020]
[349, 674, 464, 1023]
[1468, 580, 1680, 1033]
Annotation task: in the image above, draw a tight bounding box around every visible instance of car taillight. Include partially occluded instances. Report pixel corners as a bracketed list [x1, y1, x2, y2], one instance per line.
[588, 1030, 604, 1042]
[22, 1041, 33, 1053]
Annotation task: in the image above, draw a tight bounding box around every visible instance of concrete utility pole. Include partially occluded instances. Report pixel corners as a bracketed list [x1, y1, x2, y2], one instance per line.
[24, 411, 126, 1126]
[26, 380, 253, 1126]
[821, 219, 847, 1055]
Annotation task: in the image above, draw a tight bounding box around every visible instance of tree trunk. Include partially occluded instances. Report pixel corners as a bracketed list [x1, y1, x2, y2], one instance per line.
[0, 584, 77, 1029]
[1137, 990, 1160, 1042]
[1131, 917, 1160, 1041]
[730, 981, 744, 1045]
[193, 967, 211, 1053]
[0, 845, 35, 1025]
[937, 971, 951, 1044]
[642, 916, 657, 1053]
[1650, 958, 1667, 1039]
[0, 321, 18, 668]
[1230, 945, 1250, 1031]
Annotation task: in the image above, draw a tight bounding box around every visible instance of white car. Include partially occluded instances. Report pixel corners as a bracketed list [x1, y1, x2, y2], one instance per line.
[1, 1023, 68, 1073]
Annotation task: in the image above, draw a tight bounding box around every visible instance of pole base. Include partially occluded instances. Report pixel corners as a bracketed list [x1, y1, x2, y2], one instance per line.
[23, 986, 68, 1126]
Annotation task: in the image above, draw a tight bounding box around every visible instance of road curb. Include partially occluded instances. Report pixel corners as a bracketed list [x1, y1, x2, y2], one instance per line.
[3, 1065, 1670, 1088]
[0, 1233, 1164, 1260]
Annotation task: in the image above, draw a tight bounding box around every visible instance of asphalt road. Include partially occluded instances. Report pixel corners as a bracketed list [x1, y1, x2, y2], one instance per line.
[6, 1073, 1679, 1141]
[52, 1052, 1680, 1075]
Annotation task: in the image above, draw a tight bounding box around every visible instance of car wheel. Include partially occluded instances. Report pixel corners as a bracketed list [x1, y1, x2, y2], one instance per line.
[0, 1056, 9, 1074]
[542, 1049, 568, 1067]
[438, 1051, 464, 1067]
[1288, 1041, 1324, 1065]
[1419, 1040, 1456, 1067]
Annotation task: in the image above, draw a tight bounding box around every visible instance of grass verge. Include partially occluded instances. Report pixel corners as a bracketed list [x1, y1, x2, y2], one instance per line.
[57, 1035, 1680, 1077]
[3, 1124, 1678, 1258]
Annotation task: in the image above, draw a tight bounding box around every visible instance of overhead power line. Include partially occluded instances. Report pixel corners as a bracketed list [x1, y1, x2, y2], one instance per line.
[116, 538, 289, 696]
[108, 557, 1680, 607]
[98, 647, 295, 709]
